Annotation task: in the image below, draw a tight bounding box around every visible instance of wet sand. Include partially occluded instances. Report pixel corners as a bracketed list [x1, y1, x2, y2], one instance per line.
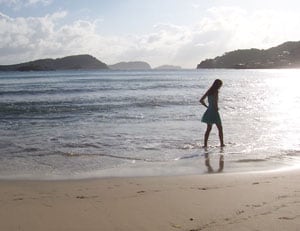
[1, 168, 300, 231]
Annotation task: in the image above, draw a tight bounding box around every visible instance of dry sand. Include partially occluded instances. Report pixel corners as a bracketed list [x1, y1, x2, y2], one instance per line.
[1, 169, 300, 231]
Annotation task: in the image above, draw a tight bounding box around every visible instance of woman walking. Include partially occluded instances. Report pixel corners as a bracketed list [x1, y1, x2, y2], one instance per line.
[199, 79, 224, 147]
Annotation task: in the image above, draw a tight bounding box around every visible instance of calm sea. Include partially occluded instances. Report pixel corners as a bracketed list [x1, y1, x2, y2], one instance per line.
[0, 69, 300, 179]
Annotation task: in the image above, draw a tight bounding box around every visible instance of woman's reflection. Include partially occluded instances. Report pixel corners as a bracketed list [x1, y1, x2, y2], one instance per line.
[204, 148, 224, 173]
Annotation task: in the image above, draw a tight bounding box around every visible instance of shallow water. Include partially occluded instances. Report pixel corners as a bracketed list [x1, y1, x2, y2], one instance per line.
[0, 69, 300, 179]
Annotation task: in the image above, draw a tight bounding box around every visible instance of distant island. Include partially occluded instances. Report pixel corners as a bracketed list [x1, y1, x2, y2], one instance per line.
[3, 40, 300, 71]
[108, 61, 151, 70]
[0, 56, 181, 71]
[0, 55, 108, 71]
[154, 65, 182, 70]
[197, 41, 300, 69]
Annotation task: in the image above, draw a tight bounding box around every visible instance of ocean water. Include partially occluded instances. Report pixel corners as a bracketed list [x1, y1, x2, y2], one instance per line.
[0, 69, 300, 179]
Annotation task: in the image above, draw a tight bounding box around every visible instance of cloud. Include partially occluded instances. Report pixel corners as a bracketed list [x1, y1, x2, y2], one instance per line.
[115, 6, 300, 67]
[116, 24, 191, 66]
[174, 6, 300, 67]
[0, 11, 66, 61]
[0, 11, 132, 65]
[1, 7, 300, 68]
[0, 0, 52, 8]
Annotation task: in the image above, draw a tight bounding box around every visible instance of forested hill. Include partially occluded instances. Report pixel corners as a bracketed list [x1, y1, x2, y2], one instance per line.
[197, 41, 300, 69]
[0, 55, 108, 71]
[108, 61, 151, 70]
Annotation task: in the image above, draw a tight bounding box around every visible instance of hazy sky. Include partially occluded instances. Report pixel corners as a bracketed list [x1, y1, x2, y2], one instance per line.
[1, 0, 300, 68]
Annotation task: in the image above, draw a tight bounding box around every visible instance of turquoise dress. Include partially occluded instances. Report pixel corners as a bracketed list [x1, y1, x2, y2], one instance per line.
[201, 94, 222, 125]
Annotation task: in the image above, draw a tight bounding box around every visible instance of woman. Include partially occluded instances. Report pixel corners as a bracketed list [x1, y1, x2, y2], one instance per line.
[199, 79, 224, 147]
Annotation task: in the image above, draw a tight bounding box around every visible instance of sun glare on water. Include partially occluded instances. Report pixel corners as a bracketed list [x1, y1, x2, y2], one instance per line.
[265, 69, 300, 150]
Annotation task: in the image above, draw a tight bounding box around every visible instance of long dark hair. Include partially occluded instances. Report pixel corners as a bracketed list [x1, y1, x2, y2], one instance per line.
[207, 79, 222, 95]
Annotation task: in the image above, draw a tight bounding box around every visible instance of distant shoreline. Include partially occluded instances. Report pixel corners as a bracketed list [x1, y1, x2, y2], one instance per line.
[197, 41, 300, 69]
[2, 40, 300, 71]
[0, 55, 185, 72]
[1, 67, 300, 73]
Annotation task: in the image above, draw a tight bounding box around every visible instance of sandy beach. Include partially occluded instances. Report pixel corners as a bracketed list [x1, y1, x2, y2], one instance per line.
[1, 168, 300, 231]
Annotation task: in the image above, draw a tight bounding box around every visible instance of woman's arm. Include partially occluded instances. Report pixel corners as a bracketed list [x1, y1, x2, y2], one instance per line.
[199, 92, 208, 108]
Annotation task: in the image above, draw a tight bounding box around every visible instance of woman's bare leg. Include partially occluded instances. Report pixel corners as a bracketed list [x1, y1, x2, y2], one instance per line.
[204, 124, 212, 147]
[216, 124, 224, 147]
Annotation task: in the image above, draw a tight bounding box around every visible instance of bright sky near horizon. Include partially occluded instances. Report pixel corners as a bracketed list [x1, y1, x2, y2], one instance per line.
[1, 0, 300, 68]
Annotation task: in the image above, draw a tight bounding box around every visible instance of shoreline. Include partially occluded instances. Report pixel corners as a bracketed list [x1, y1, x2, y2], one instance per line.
[0, 155, 297, 182]
[1, 168, 300, 231]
